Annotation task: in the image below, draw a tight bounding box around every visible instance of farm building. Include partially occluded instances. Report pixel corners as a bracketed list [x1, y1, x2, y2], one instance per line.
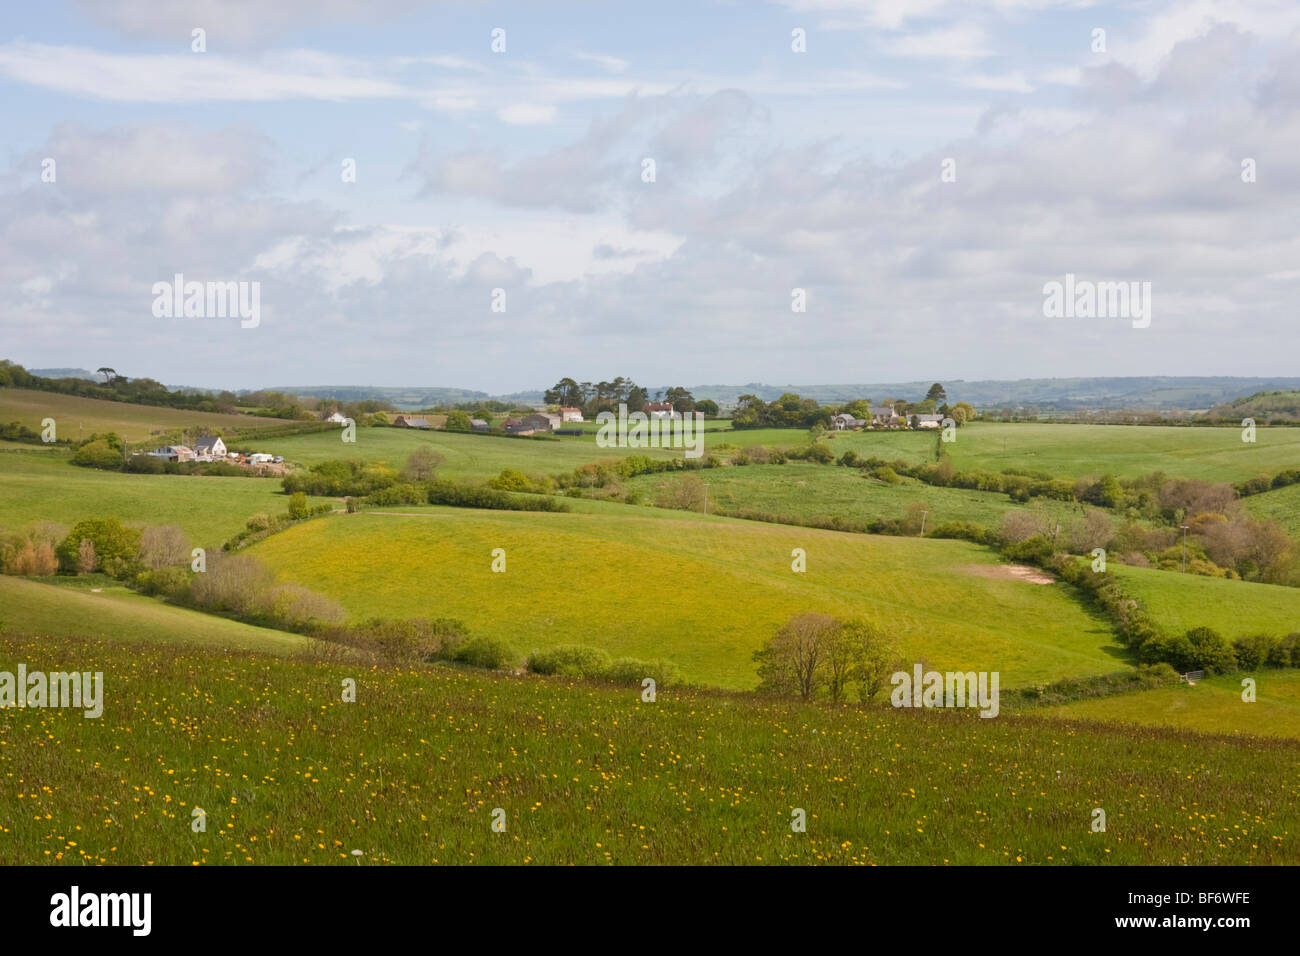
[560, 407, 584, 422]
[392, 415, 432, 429]
[148, 445, 195, 462]
[831, 413, 866, 430]
[644, 402, 674, 419]
[470, 418, 490, 432]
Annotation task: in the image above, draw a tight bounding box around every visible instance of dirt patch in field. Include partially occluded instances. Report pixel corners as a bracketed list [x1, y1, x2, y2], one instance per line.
[962, 564, 1055, 584]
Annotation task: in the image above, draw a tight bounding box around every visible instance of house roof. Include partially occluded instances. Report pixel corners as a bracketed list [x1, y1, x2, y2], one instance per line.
[194, 436, 222, 449]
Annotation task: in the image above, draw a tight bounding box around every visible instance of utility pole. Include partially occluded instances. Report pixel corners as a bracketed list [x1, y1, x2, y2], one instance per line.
[703, 483, 709, 516]
[1179, 525, 1190, 572]
[919, 509, 928, 536]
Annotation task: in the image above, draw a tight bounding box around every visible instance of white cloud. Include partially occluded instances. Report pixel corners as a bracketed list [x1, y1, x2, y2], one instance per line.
[497, 103, 558, 125]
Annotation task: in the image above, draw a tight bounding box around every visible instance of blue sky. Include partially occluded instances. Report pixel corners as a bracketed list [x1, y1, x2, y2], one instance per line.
[3, 0, 1299, 391]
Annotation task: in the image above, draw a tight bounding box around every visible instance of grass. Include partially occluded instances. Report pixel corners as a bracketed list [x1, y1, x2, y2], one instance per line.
[0, 576, 309, 653]
[0, 387, 292, 439]
[1, 631, 1296, 865]
[268, 426, 683, 480]
[628, 462, 1081, 529]
[0, 448, 335, 547]
[1243, 482, 1300, 538]
[1046, 670, 1300, 740]
[828, 422, 1300, 482]
[1109, 564, 1300, 639]
[249, 506, 1122, 689]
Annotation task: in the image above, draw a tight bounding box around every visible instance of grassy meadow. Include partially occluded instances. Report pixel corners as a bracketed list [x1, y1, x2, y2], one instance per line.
[249, 507, 1121, 689]
[1, 632, 1296, 865]
[0, 448, 334, 547]
[829, 422, 1300, 482]
[1046, 669, 1300, 740]
[1243, 482, 1300, 538]
[0, 575, 309, 653]
[628, 461, 1081, 529]
[269, 426, 682, 479]
[1110, 565, 1300, 640]
[0, 387, 292, 439]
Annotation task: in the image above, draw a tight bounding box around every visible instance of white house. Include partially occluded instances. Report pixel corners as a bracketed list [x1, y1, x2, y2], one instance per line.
[560, 407, 584, 423]
[148, 445, 194, 462]
[193, 436, 227, 459]
[325, 411, 348, 424]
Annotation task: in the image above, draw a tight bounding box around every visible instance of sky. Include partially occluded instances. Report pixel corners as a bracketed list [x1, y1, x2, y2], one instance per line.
[3, 0, 1300, 392]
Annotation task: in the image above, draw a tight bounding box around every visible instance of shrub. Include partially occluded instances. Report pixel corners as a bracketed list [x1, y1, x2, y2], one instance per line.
[314, 617, 467, 662]
[135, 565, 191, 599]
[287, 492, 310, 519]
[57, 518, 141, 577]
[1233, 633, 1277, 670]
[246, 513, 272, 531]
[1001, 535, 1054, 565]
[452, 636, 518, 670]
[71, 439, 123, 470]
[603, 657, 682, 688]
[139, 525, 190, 570]
[527, 645, 612, 678]
[1185, 626, 1238, 675]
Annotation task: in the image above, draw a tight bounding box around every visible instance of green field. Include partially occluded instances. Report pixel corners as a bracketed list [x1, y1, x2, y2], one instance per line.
[1, 631, 1295, 865]
[249, 507, 1121, 689]
[628, 462, 1081, 529]
[828, 422, 1300, 482]
[1243, 483, 1300, 538]
[268, 426, 683, 480]
[0, 448, 334, 547]
[0, 576, 308, 653]
[0, 387, 291, 440]
[1110, 564, 1299, 639]
[1047, 669, 1300, 739]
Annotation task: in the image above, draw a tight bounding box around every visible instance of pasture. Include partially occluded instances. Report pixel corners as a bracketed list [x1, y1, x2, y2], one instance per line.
[0, 576, 308, 653]
[268, 426, 682, 480]
[1110, 565, 1300, 640]
[1046, 669, 1300, 740]
[1, 631, 1296, 865]
[249, 507, 1122, 689]
[830, 422, 1300, 482]
[0, 448, 333, 547]
[0, 387, 292, 440]
[627, 462, 1081, 529]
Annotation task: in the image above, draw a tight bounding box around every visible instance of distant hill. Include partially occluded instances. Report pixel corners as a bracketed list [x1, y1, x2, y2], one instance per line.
[261, 377, 1300, 412]
[686, 377, 1300, 411]
[264, 385, 491, 409]
[1205, 390, 1300, 423]
[29, 367, 99, 381]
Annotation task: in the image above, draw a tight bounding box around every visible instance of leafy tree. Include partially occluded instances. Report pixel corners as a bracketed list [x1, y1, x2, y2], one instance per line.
[402, 447, 442, 482]
[753, 613, 837, 700]
[663, 386, 696, 414]
[445, 410, 472, 432]
[71, 440, 124, 470]
[695, 399, 719, 418]
[57, 518, 141, 575]
[925, 382, 947, 403]
[97, 367, 117, 384]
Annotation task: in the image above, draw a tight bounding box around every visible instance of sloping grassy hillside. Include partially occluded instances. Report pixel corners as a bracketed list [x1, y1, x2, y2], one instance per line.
[0, 387, 292, 438]
[628, 462, 1079, 529]
[0, 576, 308, 653]
[1110, 565, 1299, 639]
[1046, 670, 1300, 740]
[1, 632, 1295, 865]
[268, 426, 683, 479]
[250, 507, 1121, 689]
[0, 449, 333, 546]
[1243, 483, 1300, 538]
[830, 423, 1300, 482]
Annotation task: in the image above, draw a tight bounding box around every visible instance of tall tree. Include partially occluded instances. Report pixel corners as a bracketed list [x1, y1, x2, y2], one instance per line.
[925, 382, 947, 403]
